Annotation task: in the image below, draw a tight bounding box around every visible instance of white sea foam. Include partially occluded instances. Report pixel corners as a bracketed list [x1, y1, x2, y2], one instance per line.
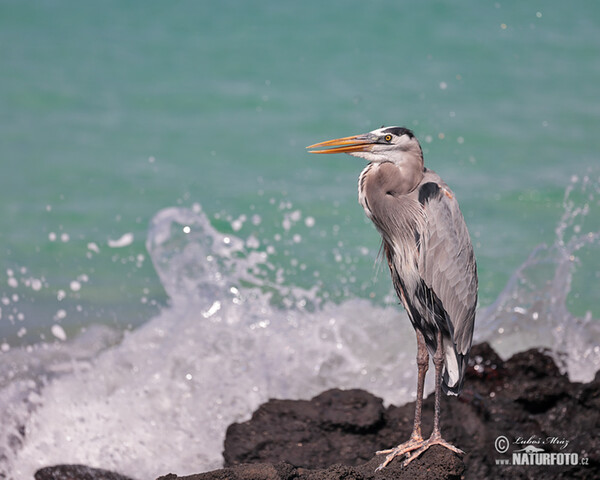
[0, 175, 598, 479]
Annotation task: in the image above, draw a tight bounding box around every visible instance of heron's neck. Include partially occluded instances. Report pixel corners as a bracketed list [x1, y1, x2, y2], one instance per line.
[385, 149, 425, 194]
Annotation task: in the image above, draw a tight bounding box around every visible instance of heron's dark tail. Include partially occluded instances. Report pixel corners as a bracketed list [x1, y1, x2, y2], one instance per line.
[441, 343, 469, 396]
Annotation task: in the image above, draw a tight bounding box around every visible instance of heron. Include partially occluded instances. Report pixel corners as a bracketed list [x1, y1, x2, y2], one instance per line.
[307, 126, 477, 470]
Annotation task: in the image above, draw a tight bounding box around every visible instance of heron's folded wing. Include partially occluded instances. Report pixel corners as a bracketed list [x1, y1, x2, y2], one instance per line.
[417, 181, 477, 355]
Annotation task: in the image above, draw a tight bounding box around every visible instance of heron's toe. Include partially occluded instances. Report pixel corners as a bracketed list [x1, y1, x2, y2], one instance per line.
[402, 436, 464, 467]
[375, 437, 425, 471]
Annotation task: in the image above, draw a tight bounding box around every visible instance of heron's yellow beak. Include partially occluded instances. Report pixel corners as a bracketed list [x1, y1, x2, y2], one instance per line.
[306, 134, 375, 154]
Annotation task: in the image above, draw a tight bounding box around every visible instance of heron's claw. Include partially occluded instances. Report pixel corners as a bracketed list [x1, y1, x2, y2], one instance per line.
[375, 435, 424, 471]
[375, 434, 464, 471]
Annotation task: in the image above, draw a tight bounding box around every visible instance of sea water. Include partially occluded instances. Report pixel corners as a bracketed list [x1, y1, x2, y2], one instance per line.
[1, 1, 599, 479]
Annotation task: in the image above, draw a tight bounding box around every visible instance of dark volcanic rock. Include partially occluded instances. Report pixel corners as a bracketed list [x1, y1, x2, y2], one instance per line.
[224, 388, 386, 468]
[220, 343, 600, 480]
[34, 464, 135, 480]
[158, 446, 463, 480]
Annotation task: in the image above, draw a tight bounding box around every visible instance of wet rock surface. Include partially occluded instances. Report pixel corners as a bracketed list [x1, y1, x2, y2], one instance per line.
[202, 343, 600, 480]
[157, 448, 463, 480]
[34, 464, 135, 480]
[36, 343, 600, 480]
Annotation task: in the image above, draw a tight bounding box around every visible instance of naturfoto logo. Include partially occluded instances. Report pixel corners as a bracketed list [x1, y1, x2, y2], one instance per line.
[494, 435, 589, 467]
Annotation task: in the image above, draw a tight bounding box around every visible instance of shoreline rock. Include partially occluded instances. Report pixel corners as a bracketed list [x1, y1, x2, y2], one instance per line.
[34, 464, 135, 480]
[166, 343, 600, 480]
[35, 343, 600, 480]
[158, 447, 463, 480]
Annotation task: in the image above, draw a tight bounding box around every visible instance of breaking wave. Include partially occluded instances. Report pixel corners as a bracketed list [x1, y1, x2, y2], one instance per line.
[0, 174, 598, 479]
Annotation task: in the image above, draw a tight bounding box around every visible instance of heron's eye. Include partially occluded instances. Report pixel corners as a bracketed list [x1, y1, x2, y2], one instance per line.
[384, 134, 392, 142]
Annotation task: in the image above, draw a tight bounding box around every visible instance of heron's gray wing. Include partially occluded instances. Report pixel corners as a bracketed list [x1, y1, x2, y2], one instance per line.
[417, 176, 477, 355]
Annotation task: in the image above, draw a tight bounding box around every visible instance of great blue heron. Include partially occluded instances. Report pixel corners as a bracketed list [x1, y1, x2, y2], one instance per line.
[307, 126, 477, 470]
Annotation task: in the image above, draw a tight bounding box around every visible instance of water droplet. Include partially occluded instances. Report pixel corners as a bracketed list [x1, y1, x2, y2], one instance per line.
[246, 235, 260, 249]
[51, 324, 67, 341]
[108, 233, 134, 248]
[202, 301, 221, 318]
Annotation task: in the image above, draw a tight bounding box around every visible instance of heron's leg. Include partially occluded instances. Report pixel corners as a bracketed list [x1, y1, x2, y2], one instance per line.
[431, 329, 445, 436]
[401, 330, 464, 467]
[410, 329, 429, 439]
[375, 330, 429, 470]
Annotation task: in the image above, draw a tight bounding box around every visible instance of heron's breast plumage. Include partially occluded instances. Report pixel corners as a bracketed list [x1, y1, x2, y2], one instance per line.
[358, 162, 426, 296]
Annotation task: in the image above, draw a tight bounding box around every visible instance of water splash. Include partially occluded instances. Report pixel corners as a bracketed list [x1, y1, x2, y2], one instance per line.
[476, 172, 600, 380]
[0, 174, 598, 479]
[0, 206, 417, 479]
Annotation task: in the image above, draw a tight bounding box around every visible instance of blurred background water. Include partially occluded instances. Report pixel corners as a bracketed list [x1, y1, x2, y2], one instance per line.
[1, 1, 599, 478]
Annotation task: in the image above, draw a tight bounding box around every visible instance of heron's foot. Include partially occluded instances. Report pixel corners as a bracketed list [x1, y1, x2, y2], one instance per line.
[375, 433, 464, 471]
[375, 434, 424, 471]
[401, 433, 464, 468]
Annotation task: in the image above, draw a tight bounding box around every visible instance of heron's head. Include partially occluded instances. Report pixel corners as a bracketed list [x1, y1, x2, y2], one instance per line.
[307, 126, 423, 165]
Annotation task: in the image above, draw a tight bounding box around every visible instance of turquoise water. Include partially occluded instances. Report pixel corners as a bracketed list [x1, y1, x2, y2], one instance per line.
[0, 2, 599, 477]
[2, 1, 598, 346]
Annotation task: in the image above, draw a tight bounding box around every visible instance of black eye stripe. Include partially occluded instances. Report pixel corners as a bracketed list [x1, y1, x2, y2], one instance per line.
[382, 126, 415, 138]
